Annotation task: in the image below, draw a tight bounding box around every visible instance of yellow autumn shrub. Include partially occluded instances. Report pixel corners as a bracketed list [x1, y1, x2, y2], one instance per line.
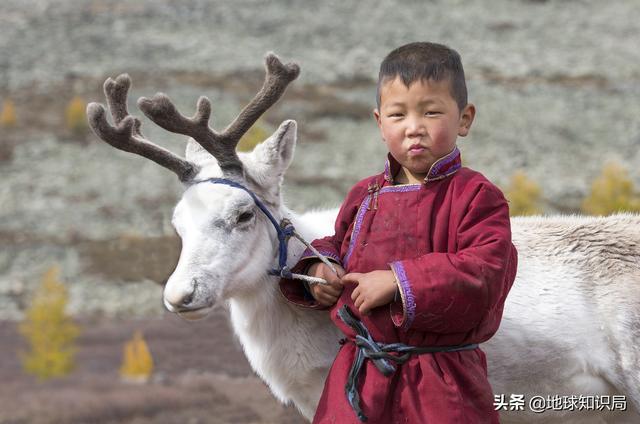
[237, 122, 269, 152]
[1, 99, 17, 128]
[582, 162, 640, 216]
[19, 265, 80, 380]
[504, 170, 544, 216]
[65, 96, 88, 134]
[120, 330, 154, 382]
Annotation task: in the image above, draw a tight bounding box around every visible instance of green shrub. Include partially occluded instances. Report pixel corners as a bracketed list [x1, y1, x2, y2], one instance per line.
[19, 265, 80, 380]
[504, 170, 544, 216]
[582, 162, 640, 216]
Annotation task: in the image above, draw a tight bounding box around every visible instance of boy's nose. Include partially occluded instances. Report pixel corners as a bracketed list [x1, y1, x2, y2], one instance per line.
[405, 120, 426, 137]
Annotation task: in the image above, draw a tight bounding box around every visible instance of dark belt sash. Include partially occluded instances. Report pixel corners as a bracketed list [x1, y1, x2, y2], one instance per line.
[337, 305, 479, 422]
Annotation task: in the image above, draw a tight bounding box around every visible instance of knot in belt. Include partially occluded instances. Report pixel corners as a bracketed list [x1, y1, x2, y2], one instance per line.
[337, 305, 479, 422]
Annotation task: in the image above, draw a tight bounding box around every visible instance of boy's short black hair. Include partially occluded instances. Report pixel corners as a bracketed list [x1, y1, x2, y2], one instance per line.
[376, 42, 468, 111]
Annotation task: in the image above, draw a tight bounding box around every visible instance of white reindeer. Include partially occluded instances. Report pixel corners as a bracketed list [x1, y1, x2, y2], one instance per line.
[87, 54, 640, 423]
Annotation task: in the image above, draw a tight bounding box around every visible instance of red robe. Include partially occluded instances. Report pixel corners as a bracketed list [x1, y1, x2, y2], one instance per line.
[280, 147, 518, 423]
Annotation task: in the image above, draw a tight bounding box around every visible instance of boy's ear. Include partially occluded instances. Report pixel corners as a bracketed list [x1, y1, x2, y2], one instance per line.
[373, 108, 382, 128]
[458, 103, 476, 137]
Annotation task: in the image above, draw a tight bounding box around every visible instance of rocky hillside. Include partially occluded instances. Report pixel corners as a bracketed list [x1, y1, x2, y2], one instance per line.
[1, 0, 639, 318]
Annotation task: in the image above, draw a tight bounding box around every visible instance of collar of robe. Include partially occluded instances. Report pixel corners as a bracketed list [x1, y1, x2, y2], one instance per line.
[383, 145, 462, 184]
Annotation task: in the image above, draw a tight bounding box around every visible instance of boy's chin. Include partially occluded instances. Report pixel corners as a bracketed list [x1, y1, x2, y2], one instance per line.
[403, 163, 431, 176]
[398, 167, 429, 183]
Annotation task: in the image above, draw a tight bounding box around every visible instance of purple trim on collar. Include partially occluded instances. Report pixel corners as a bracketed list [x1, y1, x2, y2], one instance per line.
[382, 146, 461, 184]
[300, 248, 342, 266]
[383, 155, 397, 183]
[390, 261, 415, 331]
[383, 159, 393, 183]
[379, 184, 421, 194]
[425, 146, 461, 182]
[343, 194, 371, 267]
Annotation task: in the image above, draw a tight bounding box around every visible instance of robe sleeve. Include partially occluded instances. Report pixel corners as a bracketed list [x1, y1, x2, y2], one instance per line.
[278, 180, 370, 308]
[389, 184, 517, 334]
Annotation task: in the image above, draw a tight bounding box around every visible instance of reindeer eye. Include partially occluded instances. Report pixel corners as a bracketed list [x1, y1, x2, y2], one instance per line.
[237, 211, 255, 223]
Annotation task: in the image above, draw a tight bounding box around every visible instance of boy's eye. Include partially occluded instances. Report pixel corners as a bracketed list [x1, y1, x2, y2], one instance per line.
[388, 113, 404, 117]
[425, 111, 442, 116]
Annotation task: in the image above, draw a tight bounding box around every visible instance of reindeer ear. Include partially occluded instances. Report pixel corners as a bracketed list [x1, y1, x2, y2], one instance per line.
[256, 120, 297, 175]
[243, 120, 296, 200]
[185, 138, 215, 166]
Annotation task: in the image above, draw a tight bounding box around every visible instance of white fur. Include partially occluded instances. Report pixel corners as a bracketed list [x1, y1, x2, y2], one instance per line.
[488, 215, 640, 423]
[163, 121, 640, 422]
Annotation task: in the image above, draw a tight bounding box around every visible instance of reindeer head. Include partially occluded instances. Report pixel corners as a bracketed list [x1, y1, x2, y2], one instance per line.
[87, 53, 300, 320]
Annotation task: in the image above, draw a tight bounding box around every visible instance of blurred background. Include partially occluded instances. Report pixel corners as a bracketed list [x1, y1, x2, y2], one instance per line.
[1, 0, 639, 423]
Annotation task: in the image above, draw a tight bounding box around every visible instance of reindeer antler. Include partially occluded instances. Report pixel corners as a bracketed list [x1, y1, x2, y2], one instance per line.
[87, 74, 199, 182]
[87, 52, 300, 181]
[137, 52, 300, 179]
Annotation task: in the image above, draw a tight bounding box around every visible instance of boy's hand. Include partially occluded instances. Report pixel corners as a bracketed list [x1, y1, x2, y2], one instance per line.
[307, 262, 346, 307]
[342, 270, 397, 315]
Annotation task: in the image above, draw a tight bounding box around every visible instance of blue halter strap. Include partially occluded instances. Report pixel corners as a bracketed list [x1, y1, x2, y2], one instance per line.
[201, 177, 295, 279]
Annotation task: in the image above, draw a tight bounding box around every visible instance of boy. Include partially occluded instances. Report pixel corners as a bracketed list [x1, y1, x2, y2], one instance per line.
[280, 42, 517, 423]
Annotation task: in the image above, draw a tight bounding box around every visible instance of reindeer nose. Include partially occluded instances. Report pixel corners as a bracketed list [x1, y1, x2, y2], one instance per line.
[164, 278, 198, 311]
[182, 290, 194, 306]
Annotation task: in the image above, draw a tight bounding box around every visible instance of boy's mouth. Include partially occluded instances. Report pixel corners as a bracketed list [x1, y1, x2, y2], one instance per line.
[408, 144, 426, 154]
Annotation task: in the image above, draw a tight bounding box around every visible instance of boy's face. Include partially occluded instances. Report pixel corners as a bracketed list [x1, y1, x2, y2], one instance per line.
[374, 76, 475, 183]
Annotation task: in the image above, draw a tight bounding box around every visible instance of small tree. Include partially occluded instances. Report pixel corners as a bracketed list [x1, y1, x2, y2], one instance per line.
[237, 122, 269, 152]
[1, 98, 17, 128]
[19, 265, 80, 380]
[120, 330, 154, 382]
[65, 96, 88, 135]
[504, 170, 544, 216]
[582, 162, 640, 216]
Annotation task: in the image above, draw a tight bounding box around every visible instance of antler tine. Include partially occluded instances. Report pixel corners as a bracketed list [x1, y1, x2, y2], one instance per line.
[222, 52, 300, 142]
[137, 52, 300, 179]
[136, 91, 245, 176]
[86, 74, 199, 182]
[103, 74, 132, 126]
[137, 92, 244, 177]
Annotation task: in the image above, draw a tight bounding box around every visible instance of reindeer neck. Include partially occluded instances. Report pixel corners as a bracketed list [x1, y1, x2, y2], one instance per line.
[227, 276, 308, 371]
[227, 203, 322, 338]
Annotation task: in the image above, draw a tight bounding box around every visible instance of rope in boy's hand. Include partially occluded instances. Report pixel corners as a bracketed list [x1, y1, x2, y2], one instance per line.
[291, 230, 339, 285]
[290, 273, 329, 285]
